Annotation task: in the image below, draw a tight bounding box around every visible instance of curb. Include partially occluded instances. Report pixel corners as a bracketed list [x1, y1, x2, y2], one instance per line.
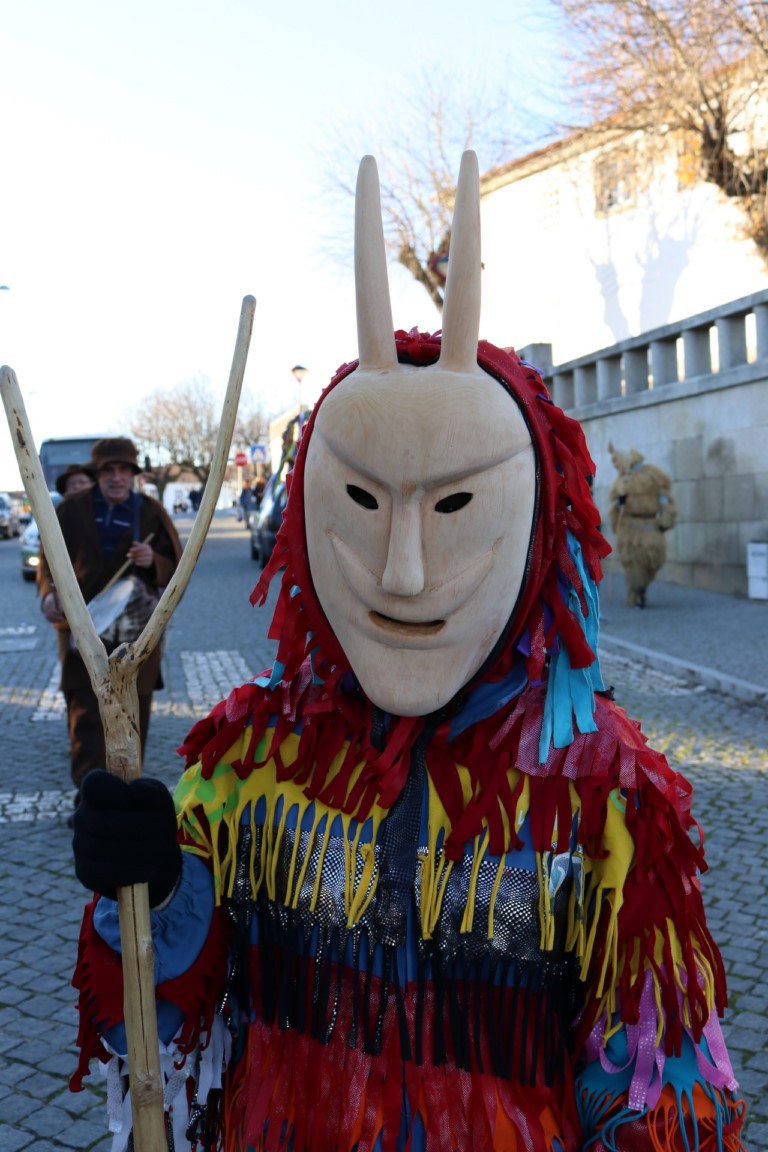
[598, 633, 768, 706]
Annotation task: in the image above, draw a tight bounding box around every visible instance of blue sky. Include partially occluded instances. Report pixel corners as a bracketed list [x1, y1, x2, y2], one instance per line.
[0, 0, 564, 489]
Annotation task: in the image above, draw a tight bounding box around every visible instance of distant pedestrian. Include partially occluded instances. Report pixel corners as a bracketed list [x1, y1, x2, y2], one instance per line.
[239, 482, 254, 527]
[608, 443, 676, 607]
[55, 463, 95, 498]
[251, 475, 266, 510]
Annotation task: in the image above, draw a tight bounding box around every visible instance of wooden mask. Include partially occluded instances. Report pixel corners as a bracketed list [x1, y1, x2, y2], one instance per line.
[303, 153, 536, 716]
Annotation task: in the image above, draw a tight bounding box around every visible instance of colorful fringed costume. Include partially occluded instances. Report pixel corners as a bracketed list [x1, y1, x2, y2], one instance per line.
[71, 335, 745, 1152]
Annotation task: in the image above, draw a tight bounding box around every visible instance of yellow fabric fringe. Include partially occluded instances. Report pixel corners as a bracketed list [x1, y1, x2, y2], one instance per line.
[174, 731, 718, 1037]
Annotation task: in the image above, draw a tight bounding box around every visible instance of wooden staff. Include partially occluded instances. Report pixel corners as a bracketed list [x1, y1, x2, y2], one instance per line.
[0, 294, 256, 1152]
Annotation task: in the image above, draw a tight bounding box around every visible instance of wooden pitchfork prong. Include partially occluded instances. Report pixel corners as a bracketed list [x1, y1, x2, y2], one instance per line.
[0, 293, 256, 1152]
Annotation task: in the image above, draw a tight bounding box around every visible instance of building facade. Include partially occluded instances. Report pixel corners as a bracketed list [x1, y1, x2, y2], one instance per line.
[479, 129, 767, 365]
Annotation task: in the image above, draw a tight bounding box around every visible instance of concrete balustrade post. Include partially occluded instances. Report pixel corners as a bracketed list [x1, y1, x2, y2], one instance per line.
[552, 371, 574, 410]
[716, 314, 747, 370]
[597, 355, 622, 400]
[574, 363, 597, 406]
[753, 304, 768, 363]
[683, 326, 712, 379]
[624, 346, 650, 393]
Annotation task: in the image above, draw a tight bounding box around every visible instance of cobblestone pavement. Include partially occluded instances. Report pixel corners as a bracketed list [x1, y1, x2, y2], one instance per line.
[598, 568, 768, 704]
[0, 514, 766, 1150]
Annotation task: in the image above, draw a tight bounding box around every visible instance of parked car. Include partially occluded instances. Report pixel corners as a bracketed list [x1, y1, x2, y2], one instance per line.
[250, 481, 287, 567]
[20, 518, 40, 581]
[19, 493, 63, 581]
[0, 493, 21, 539]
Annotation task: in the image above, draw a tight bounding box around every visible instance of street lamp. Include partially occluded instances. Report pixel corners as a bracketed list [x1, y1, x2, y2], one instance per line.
[291, 364, 308, 411]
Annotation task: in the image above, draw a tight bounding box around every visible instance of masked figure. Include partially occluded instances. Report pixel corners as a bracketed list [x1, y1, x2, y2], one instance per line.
[608, 444, 677, 608]
[71, 155, 744, 1152]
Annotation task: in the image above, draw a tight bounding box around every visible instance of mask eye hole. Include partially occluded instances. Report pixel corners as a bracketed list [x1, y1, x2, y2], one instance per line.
[347, 484, 379, 510]
[435, 492, 473, 514]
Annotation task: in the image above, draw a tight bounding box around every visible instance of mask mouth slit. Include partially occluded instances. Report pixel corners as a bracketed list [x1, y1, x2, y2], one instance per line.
[369, 611, 445, 636]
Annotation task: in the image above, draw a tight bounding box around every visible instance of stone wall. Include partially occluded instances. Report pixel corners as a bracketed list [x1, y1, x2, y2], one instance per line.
[522, 289, 768, 597]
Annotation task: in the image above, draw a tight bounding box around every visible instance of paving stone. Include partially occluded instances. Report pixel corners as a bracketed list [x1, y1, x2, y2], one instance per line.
[723, 1024, 767, 1053]
[745, 1120, 768, 1148]
[0, 1061, 30, 1089]
[0, 986, 33, 1011]
[0, 1095, 33, 1125]
[51, 1116, 111, 1149]
[14, 1105, 80, 1140]
[9, 1068, 63, 1100]
[49, 1086, 106, 1116]
[0, 1125, 34, 1152]
[734, 1068, 768, 1104]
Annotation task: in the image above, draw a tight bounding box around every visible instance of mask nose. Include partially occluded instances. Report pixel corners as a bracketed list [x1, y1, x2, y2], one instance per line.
[381, 501, 425, 596]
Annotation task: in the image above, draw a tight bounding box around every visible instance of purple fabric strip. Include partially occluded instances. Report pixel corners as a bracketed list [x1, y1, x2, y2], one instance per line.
[627, 972, 665, 1110]
[583, 967, 736, 1113]
[699, 1011, 738, 1091]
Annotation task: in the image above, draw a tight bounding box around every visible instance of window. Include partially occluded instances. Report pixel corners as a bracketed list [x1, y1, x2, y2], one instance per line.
[594, 149, 637, 215]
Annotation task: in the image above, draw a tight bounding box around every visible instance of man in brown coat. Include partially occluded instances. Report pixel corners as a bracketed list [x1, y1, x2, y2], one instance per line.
[38, 438, 182, 820]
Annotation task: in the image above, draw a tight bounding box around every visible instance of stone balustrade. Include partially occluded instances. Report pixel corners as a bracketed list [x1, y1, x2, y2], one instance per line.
[519, 289, 768, 597]
[521, 288, 768, 412]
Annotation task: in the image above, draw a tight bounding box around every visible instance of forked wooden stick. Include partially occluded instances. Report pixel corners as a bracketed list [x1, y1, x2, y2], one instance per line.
[0, 294, 256, 1152]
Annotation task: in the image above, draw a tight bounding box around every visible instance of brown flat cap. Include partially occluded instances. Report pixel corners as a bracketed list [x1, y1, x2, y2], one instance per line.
[90, 438, 141, 474]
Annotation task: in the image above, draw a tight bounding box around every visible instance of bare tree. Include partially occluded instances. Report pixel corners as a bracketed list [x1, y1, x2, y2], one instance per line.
[128, 378, 267, 500]
[234, 393, 270, 456]
[321, 77, 544, 312]
[552, 0, 768, 250]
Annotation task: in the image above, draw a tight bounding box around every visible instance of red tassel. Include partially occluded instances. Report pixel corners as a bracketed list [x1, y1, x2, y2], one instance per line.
[69, 900, 124, 1091]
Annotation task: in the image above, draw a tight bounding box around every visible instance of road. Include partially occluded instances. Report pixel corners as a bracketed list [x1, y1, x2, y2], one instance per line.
[0, 512, 765, 1150]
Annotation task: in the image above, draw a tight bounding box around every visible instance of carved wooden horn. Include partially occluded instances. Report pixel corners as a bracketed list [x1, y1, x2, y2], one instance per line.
[355, 155, 398, 371]
[438, 150, 481, 372]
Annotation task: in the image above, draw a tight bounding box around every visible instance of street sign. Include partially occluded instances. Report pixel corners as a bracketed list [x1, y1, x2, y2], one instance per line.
[249, 443, 269, 463]
[234, 451, 248, 467]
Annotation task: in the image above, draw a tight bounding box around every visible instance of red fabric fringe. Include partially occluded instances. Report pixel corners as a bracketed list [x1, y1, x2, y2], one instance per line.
[70, 897, 231, 1089]
[216, 950, 581, 1152]
[70, 899, 125, 1091]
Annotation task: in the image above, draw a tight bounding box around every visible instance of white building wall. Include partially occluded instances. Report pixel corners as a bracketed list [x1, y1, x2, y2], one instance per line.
[480, 137, 768, 364]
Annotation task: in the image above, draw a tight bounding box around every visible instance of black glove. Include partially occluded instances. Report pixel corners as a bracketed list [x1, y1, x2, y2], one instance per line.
[73, 770, 182, 908]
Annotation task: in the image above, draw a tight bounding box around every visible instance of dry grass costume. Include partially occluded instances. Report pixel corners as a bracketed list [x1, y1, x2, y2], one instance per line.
[70, 157, 744, 1152]
[608, 445, 677, 608]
